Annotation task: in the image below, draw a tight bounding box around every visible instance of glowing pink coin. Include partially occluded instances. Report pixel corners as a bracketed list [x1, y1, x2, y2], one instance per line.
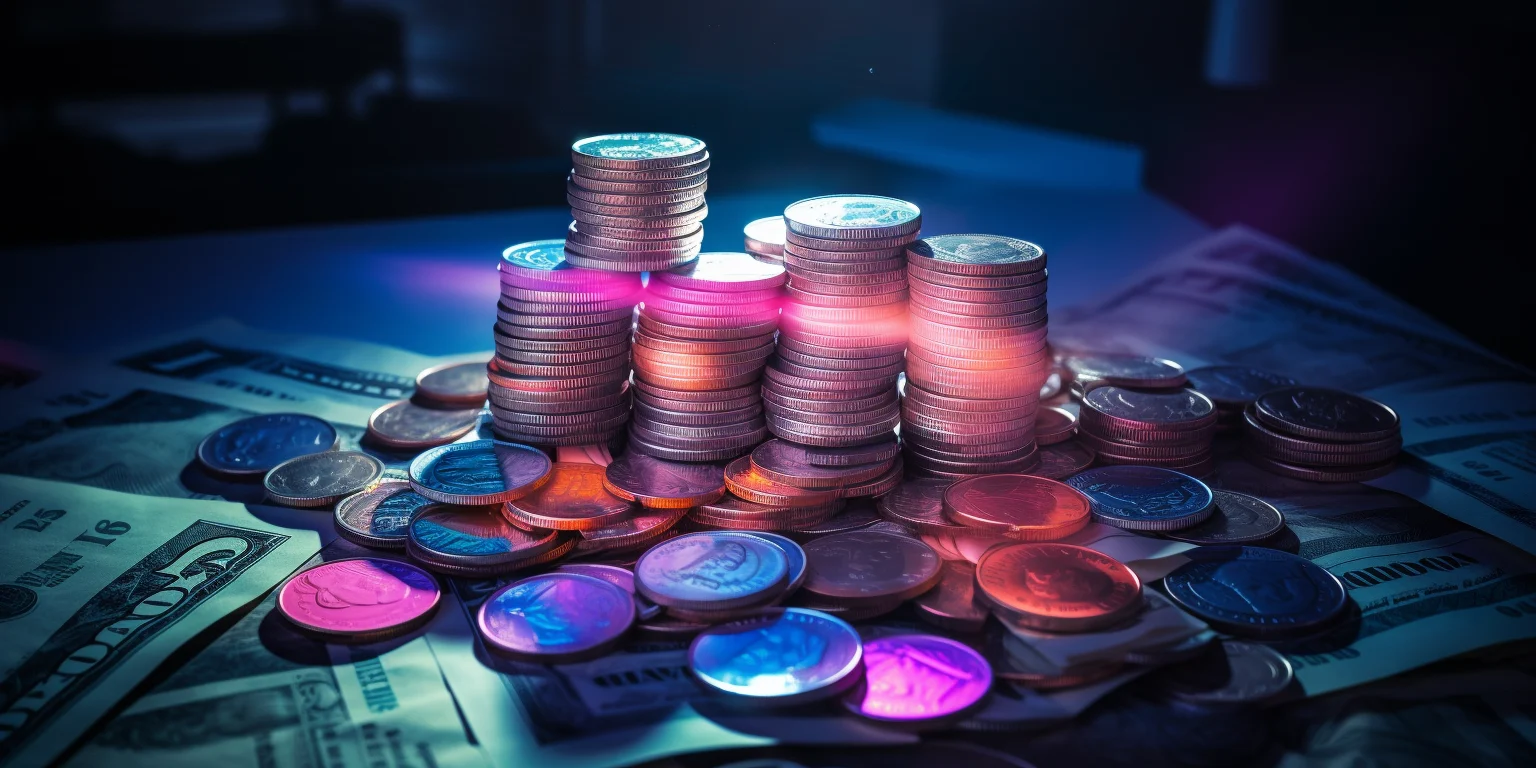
[277, 557, 441, 639]
[842, 634, 993, 725]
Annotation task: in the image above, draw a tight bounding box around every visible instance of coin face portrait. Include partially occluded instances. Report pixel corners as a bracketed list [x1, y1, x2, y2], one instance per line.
[664, 539, 765, 591]
[431, 451, 501, 489]
[1024, 561, 1111, 602]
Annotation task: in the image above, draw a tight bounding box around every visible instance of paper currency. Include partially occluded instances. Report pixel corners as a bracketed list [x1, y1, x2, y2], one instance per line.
[1001, 592, 1209, 670]
[0, 475, 320, 768]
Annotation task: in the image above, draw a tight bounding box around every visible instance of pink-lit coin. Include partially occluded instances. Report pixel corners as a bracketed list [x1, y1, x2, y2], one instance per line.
[477, 572, 636, 662]
[277, 557, 441, 641]
[842, 634, 993, 727]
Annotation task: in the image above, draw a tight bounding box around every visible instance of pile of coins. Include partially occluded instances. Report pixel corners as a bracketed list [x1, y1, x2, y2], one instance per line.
[630, 253, 784, 462]
[1242, 386, 1402, 481]
[490, 240, 638, 446]
[1062, 353, 1187, 400]
[686, 438, 903, 532]
[904, 234, 1050, 478]
[1077, 386, 1219, 477]
[769, 195, 919, 455]
[1185, 365, 1299, 432]
[564, 133, 709, 273]
[742, 216, 786, 262]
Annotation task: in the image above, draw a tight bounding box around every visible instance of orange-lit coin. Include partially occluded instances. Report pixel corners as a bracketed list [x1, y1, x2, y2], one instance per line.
[975, 543, 1142, 633]
[503, 463, 636, 531]
[941, 474, 1091, 541]
[723, 456, 841, 508]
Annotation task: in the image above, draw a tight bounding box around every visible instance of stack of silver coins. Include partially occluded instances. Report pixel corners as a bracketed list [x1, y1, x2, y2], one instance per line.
[903, 234, 1049, 478]
[743, 216, 786, 262]
[564, 133, 709, 273]
[1242, 386, 1401, 481]
[490, 240, 638, 446]
[768, 195, 920, 456]
[1077, 386, 1218, 477]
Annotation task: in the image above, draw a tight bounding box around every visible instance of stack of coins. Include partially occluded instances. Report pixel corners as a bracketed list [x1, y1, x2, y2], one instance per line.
[687, 438, 903, 532]
[1062, 353, 1186, 400]
[565, 133, 709, 273]
[1242, 386, 1401, 481]
[1185, 365, 1299, 432]
[629, 252, 784, 462]
[743, 216, 786, 262]
[490, 240, 638, 446]
[904, 234, 1049, 478]
[1077, 386, 1219, 476]
[769, 195, 920, 452]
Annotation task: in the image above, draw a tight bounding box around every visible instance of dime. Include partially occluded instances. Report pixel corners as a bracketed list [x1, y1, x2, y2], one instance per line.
[783, 195, 921, 240]
[572, 133, 707, 170]
[906, 234, 1045, 276]
[577, 507, 688, 552]
[912, 561, 990, 633]
[1064, 466, 1214, 531]
[277, 557, 440, 640]
[975, 543, 1142, 632]
[197, 413, 339, 477]
[743, 216, 787, 257]
[1163, 640, 1295, 706]
[502, 462, 635, 531]
[1163, 490, 1285, 545]
[1063, 354, 1186, 389]
[553, 563, 662, 620]
[334, 481, 431, 548]
[654, 250, 787, 291]
[604, 451, 729, 508]
[366, 400, 480, 450]
[941, 475, 1092, 540]
[1251, 386, 1400, 441]
[1033, 406, 1077, 446]
[842, 634, 991, 725]
[478, 573, 635, 662]
[1164, 546, 1348, 638]
[635, 532, 790, 609]
[688, 608, 863, 703]
[264, 451, 384, 507]
[801, 530, 941, 604]
[415, 361, 491, 407]
[1184, 366, 1299, 409]
[408, 440, 552, 505]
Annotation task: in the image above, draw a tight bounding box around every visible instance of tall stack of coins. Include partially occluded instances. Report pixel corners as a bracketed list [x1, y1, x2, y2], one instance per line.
[629, 252, 784, 462]
[1077, 386, 1218, 476]
[565, 133, 709, 273]
[490, 240, 638, 446]
[743, 216, 786, 262]
[904, 234, 1049, 478]
[1242, 386, 1401, 481]
[769, 195, 920, 454]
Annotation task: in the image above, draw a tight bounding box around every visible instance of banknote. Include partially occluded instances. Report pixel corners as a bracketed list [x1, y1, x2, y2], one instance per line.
[0, 475, 320, 768]
[68, 541, 488, 768]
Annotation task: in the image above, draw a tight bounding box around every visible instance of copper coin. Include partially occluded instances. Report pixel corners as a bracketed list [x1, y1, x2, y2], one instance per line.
[628, 422, 767, 453]
[687, 506, 839, 532]
[942, 475, 1091, 541]
[903, 380, 1035, 413]
[634, 389, 760, 416]
[777, 335, 906, 361]
[975, 543, 1142, 632]
[634, 399, 761, 428]
[576, 507, 688, 551]
[913, 561, 989, 633]
[415, 361, 490, 407]
[801, 530, 941, 604]
[764, 399, 900, 429]
[835, 459, 904, 498]
[604, 451, 728, 508]
[765, 411, 900, 443]
[724, 455, 843, 507]
[789, 438, 902, 467]
[366, 400, 480, 450]
[631, 340, 775, 368]
[1028, 439, 1096, 480]
[502, 463, 635, 531]
[491, 381, 631, 413]
[762, 387, 896, 416]
[776, 345, 905, 372]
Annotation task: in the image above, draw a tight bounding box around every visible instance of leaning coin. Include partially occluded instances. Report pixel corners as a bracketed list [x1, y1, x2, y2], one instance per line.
[801, 530, 941, 604]
[689, 608, 863, 704]
[604, 451, 728, 508]
[912, 561, 990, 634]
[842, 634, 991, 727]
[942, 474, 1092, 541]
[264, 451, 384, 507]
[635, 532, 790, 610]
[334, 481, 432, 549]
[409, 439, 552, 505]
[478, 573, 635, 662]
[415, 361, 491, 407]
[503, 462, 634, 531]
[1163, 546, 1348, 638]
[1163, 490, 1285, 545]
[197, 413, 339, 477]
[1064, 466, 1214, 531]
[278, 557, 440, 641]
[1163, 640, 1294, 707]
[975, 543, 1142, 633]
[367, 400, 481, 450]
[554, 563, 663, 620]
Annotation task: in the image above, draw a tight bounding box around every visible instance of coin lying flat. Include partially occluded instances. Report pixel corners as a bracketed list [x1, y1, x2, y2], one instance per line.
[366, 400, 481, 450]
[415, 361, 491, 407]
[478, 573, 635, 662]
[407, 502, 569, 571]
[906, 234, 1045, 277]
[784, 195, 921, 240]
[1163, 490, 1285, 545]
[502, 462, 635, 531]
[197, 413, 339, 477]
[409, 440, 552, 506]
[277, 557, 440, 641]
[1064, 466, 1214, 531]
[941, 474, 1092, 541]
[976, 542, 1143, 633]
[654, 251, 787, 291]
[1064, 354, 1185, 390]
[334, 481, 433, 549]
[842, 634, 992, 726]
[912, 561, 989, 633]
[1163, 546, 1349, 638]
[264, 450, 384, 507]
[554, 563, 663, 620]
[604, 451, 728, 509]
[1163, 640, 1294, 707]
[688, 608, 863, 704]
[1028, 439, 1096, 480]
[572, 133, 707, 171]
[635, 532, 790, 610]
[1252, 386, 1399, 442]
[877, 479, 976, 537]
[576, 507, 688, 553]
[801, 530, 941, 605]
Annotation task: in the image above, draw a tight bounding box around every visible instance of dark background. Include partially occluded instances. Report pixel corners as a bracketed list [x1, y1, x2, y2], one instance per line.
[2, 1, 1528, 364]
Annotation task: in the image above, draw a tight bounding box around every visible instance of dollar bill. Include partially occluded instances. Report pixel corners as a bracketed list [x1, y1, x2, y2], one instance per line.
[0, 475, 320, 768]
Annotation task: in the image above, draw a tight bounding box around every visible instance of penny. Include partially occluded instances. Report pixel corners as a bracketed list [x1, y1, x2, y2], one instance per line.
[197, 413, 339, 477]
[1164, 546, 1348, 638]
[572, 133, 707, 171]
[478, 573, 635, 662]
[415, 361, 491, 407]
[975, 543, 1142, 632]
[264, 451, 384, 508]
[366, 400, 480, 450]
[1064, 466, 1215, 531]
[1164, 640, 1295, 706]
[687, 506, 837, 533]
[654, 250, 787, 291]
[334, 481, 432, 549]
[1164, 490, 1286, 545]
[277, 557, 440, 640]
[842, 634, 991, 725]
[502, 462, 635, 531]
[912, 561, 990, 633]
[1251, 387, 1400, 442]
[784, 195, 921, 240]
[801, 530, 941, 604]
[635, 532, 790, 609]
[942, 475, 1092, 541]
[577, 507, 688, 552]
[688, 608, 863, 703]
[408, 440, 552, 506]
[906, 234, 1045, 276]
[553, 563, 662, 620]
[1184, 366, 1299, 409]
[604, 451, 728, 508]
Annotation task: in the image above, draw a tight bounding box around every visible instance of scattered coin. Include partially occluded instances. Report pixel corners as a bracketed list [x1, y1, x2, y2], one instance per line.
[366, 400, 481, 450]
[1163, 490, 1286, 545]
[333, 481, 432, 548]
[196, 413, 339, 477]
[1064, 466, 1215, 531]
[503, 462, 635, 531]
[478, 572, 635, 662]
[416, 361, 491, 407]
[941, 474, 1092, 541]
[553, 563, 663, 620]
[408, 440, 551, 505]
[264, 450, 384, 507]
[688, 608, 864, 704]
[801, 530, 941, 605]
[912, 561, 990, 633]
[842, 634, 992, 726]
[1063, 354, 1185, 391]
[277, 557, 441, 641]
[635, 532, 790, 610]
[1163, 640, 1295, 707]
[975, 542, 1143, 632]
[1163, 546, 1349, 638]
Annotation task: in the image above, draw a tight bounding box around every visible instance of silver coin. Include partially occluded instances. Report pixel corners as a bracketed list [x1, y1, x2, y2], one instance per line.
[1082, 386, 1216, 430]
[572, 133, 707, 170]
[635, 532, 790, 610]
[743, 216, 787, 256]
[555, 563, 664, 620]
[746, 531, 809, 594]
[1064, 354, 1186, 388]
[783, 195, 921, 240]
[408, 439, 552, 505]
[688, 607, 863, 704]
[1165, 640, 1294, 707]
[264, 450, 384, 507]
[333, 481, 433, 548]
[1064, 466, 1214, 531]
[1163, 490, 1285, 545]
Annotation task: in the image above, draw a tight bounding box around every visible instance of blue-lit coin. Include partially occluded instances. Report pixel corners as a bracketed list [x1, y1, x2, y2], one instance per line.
[478, 573, 636, 662]
[635, 532, 790, 610]
[1163, 546, 1348, 638]
[334, 481, 432, 549]
[407, 503, 568, 569]
[572, 133, 707, 169]
[907, 234, 1045, 276]
[746, 532, 808, 594]
[688, 608, 864, 704]
[196, 413, 338, 477]
[408, 439, 551, 506]
[501, 239, 569, 272]
[783, 195, 921, 240]
[1065, 466, 1214, 531]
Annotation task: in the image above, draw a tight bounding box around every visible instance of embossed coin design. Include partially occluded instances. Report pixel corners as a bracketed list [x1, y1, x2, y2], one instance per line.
[843, 634, 992, 725]
[801, 530, 942, 604]
[1163, 546, 1348, 638]
[554, 563, 662, 620]
[689, 608, 864, 704]
[407, 503, 566, 569]
[941, 474, 1092, 541]
[409, 440, 552, 506]
[278, 557, 440, 640]
[503, 462, 634, 530]
[1065, 466, 1214, 531]
[415, 361, 491, 407]
[1252, 387, 1400, 442]
[654, 250, 787, 291]
[572, 133, 707, 169]
[477, 573, 635, 662]
[906, 234, 1045, 275]
[877, 478, 977, 536]
[975, 543, 1143, 632]
[635, 532, 791, 610]
[264, 450, 384, 507]
[1164, 490, 1285, 545]
[1165, 640, 1294, 706]
[1064, 354, 1186, 389]
[334, 481, 432, 548]
[367, 400, 481, 450]
[604, 452, 728, 508]
[783, 195, 921, 240]
[197, 413, 338, 477]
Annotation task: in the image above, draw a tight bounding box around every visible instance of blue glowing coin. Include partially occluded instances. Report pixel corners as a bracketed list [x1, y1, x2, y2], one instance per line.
[688, 608, 863, 704]
[1163, 546, 1348, 637]
[478, 573, 635, 662]
[501, 239, 570, 272]
[407, 503, 564, 566]
[408, 440, 551, 505]
[1064, 466, 1214, 531]
[745, 532, 808, 593]
[196, 413, 338, 477]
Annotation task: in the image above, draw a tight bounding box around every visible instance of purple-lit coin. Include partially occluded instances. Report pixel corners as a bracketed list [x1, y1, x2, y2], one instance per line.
[278, 557, 441, 641]
[635, 532, 790, 610]
[554, 563, 663, 620]
[688, 608, 864, 704]
[477, 572, 636, 662]
[843, 634, 993, 726]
